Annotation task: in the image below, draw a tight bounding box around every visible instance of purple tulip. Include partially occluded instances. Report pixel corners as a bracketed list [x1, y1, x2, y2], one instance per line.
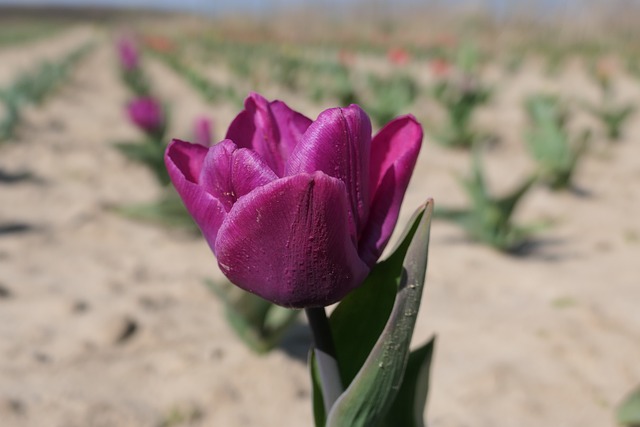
[127, 97, 164, 135]
[165, 93, 422, 308]
[193, 116, 213, 147]
[117, 36, 139, 72]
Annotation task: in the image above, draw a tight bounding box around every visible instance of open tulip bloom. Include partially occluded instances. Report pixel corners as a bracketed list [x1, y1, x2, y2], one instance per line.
[166, 92, 421, 308]
[165, 93, 435, 425]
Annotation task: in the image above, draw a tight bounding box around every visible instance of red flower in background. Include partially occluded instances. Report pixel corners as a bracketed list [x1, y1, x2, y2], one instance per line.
[143, 35, 175, 53]
[387, 47, 411, 66]
[430, 57, 452, 78]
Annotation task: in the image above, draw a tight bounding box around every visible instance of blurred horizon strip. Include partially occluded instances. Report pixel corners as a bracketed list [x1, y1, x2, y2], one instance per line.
[0, 0, 624, 19]
[1, 0, 639, 44]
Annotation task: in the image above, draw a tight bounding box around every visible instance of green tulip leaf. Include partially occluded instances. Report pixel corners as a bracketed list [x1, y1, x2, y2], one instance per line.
[329, 202, 428, 386]
[112, 190, 197, 230]
[382, 338, 436, 427]
[322, 199, 433, 427]
[310, 349, 328, 427]
[618, 386, 640, 426]
[113, 140, 169, 185]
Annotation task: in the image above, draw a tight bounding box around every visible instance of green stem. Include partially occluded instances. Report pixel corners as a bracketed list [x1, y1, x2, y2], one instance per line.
[305, 307, 343, 414]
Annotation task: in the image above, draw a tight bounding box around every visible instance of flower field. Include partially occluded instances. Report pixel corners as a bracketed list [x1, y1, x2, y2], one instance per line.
[0, 8, 639, 427]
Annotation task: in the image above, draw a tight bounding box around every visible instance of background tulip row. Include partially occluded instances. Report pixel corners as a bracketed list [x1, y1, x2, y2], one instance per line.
[0, 42, 93, 141]
[123, 29, 637, 254]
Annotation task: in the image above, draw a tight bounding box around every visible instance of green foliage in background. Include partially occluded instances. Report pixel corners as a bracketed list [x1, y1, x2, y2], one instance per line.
[436, 150, 540, 252]
[113, 134, 169, 185]
[525, 94, 590, 190]
[618, 386, 640, 427]
[430, 77, 491, 149]
[0, 43, 93, 142]
[0, 22, 63, 47]
[151, 49, 241, 107]
[430, 43, 491, 149]
[582, 62, 635, 141]
[204, 278, 300, 354]
[365, 73, 418, 127]
[585, 101, 635, 141]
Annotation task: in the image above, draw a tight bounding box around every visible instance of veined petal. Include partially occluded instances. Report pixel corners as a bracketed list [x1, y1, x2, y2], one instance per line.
[226, 92, 311, 176]
[215, 172, 369, 308]
[199, 139, 278, 211]
[286, 105, 372, 238]
[359, 115, 422, 266]
[165, 139, 227, 252]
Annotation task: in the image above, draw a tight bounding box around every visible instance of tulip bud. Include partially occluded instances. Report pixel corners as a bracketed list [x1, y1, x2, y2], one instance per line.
[117, 36, 139, 72]
[193, 116, 213, 147]
[127, 97, 164, 137]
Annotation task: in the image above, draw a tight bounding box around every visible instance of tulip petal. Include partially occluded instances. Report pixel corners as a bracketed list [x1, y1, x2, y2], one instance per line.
[199, 139, 278, 211]
[215, 172, 369, 308]
[165, 139, 227, 252]
[226, 92, 311, 176]
[359, 115, 422, 265]
[270, 99, 313, 159]
[286, 105, 372, 238]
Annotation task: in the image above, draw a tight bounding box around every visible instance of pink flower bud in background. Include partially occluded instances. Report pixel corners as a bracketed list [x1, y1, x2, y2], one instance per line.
[117, 36, 139, 72]
[165, 92, 423, 308]
[193, 116, 213, 147]
[127, 97, 164, 135]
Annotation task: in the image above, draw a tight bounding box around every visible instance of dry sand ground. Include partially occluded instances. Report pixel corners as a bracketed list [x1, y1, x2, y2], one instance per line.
[0, 23, 639, 427]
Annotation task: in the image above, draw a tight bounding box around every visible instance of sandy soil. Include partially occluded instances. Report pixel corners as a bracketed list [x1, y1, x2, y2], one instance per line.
[0, 23, 639, 427]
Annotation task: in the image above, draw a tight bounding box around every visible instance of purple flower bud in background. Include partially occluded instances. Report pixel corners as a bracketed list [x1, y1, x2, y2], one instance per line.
[193, 116, 213, 147]
[165, 93, 422, 308]
[127, 97, 164, 135]
[117, 36, 140, 72]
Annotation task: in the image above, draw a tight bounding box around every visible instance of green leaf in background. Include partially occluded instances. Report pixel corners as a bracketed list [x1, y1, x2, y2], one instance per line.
[524, 94, 591, 190]
[113, 139, 170, 186]
[0, 42, 93, 141]
[435, 149, 541, 252]
[456, 41, 481, 74]
[583, 101, 635, 141]
[204, 279, 300, 354]
[0, 93, 20, 142]
[122, 68, 152, 96]
[430, 75, 491, 149]
[314, 200, 432, 427]
[618, 386, 640, 427]
[112, 189, 197, 231]
[366, 73, 418, 126]
[150, 49, 242, 107]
